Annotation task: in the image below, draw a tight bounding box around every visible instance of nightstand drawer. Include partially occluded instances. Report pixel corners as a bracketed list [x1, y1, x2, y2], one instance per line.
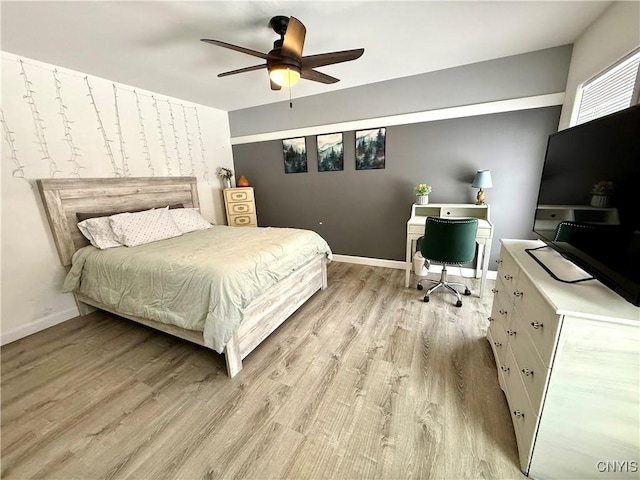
[229, 214, 257, 227]
[228, 202, 255, 215]
[225, 188, 254, 203]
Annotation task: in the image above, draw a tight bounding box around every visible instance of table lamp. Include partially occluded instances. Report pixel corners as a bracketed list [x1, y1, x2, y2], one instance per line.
[472, 170, 492, 205]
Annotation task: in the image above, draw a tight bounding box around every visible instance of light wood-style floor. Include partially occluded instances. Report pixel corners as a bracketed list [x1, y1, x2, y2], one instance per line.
[1, 263, 526, 480]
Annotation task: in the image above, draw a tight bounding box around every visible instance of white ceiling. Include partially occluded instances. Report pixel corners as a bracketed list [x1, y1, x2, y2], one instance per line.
[1, 1, 611, 112]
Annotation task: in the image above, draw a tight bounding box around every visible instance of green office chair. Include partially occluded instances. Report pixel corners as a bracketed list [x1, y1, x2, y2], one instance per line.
[417, 217, 478, 307]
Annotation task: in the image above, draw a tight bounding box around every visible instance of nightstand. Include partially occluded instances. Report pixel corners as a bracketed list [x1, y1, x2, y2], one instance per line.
[224, 187, 257, 227]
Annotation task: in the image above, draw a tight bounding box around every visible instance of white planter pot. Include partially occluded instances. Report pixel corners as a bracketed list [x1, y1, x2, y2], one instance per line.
[416, 195, 429, 205]
[590, 194, 611, 208]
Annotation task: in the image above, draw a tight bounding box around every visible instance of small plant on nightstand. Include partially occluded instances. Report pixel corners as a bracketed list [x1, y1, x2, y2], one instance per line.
[218, 167, 233, 188]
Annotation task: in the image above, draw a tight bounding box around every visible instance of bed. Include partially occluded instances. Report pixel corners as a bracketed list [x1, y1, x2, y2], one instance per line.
[37, 176, 330, 377]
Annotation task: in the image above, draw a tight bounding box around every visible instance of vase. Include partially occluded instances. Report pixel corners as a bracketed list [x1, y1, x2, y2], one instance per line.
[416, 195, 429, 205]
[223, 178, 231, 189]
[590, 194, 610, 207]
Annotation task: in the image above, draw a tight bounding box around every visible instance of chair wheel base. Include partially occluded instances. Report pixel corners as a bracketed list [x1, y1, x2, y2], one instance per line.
[456, 300, 463, 307]
[464, 289, 471, 296]
[417, 284, 424, 291]
[423, 296, 430, 303]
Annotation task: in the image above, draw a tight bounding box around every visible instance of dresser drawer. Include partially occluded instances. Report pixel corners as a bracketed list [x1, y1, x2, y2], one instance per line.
[513, 273, 561, 367]
[225, 188, 254, 203]
[504, 344, 537, 474]
[488, 318, 509, 366]
[496, 250, 519, 291]
[489, 291, 511, 332]
[228, 202, 255, 215]
[508, 308, 551, 415]
[228, 214, 257, 227]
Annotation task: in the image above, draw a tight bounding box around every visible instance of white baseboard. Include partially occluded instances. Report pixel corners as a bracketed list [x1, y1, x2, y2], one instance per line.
[332, 254, 407, 270]
[331, 254, 497, 280]
[0, 306, 79, 346]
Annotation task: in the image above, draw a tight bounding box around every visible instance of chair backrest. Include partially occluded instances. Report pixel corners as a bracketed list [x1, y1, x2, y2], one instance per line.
[421, 217, 478, 264]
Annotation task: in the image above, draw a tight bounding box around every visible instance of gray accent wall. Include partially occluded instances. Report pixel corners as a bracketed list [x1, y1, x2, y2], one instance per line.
[229, 45, 572, 138]
[232, 106, 562, 264]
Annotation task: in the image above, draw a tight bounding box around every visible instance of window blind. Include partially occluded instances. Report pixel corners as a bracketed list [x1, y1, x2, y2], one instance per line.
[575, 50, 640, 125]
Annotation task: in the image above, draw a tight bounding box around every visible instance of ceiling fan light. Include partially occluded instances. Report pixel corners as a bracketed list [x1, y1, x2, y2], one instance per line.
[269, 66, 301, 87]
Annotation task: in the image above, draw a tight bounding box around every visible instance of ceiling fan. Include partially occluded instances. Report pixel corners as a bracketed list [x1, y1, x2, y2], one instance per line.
[201, 15, 364, 91]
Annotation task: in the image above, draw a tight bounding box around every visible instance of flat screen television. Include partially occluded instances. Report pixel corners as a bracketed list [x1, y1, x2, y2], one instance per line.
[533, 104, 640, 306]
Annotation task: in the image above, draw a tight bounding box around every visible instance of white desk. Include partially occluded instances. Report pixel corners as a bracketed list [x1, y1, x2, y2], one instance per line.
[405, 203, 494, 296]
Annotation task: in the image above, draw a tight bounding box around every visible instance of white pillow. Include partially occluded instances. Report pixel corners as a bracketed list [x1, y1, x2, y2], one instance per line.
[110, 207, 182, 247]
[170, 208, 212, 234]
[77, 217, 123, 249]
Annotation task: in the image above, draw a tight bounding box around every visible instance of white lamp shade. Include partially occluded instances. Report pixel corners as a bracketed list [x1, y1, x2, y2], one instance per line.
[472, 170, 493, 189]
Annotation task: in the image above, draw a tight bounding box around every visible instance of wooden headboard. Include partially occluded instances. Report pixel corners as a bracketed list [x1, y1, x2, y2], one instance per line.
[37, 177, 199, 266]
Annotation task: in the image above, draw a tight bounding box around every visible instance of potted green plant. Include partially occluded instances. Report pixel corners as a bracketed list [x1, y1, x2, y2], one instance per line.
[590, 181, 613, 207]
[414, 183, 432, 205]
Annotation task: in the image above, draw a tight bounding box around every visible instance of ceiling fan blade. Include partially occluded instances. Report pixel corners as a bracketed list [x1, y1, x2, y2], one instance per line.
[301, 48, 364, 69]
[301, 69, 339, 84]
[218, 64, 267, 77]
[201, 39, 275, 60]
[281, 16, 306, 58]
[270, 80, 282, 91]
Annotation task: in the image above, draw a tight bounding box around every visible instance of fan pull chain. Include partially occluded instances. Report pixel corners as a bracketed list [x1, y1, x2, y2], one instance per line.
[288, 69, 293, 109]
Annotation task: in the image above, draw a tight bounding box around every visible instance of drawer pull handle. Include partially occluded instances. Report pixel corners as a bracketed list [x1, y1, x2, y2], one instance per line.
[496, 259, 503, 264]
[504, 274, 513, 280]
[493, 341, 502, 348]
[506, 329, 517, 336]
[498, 309, 508, 316]
[501, 365, 510, 372]
[491, 288, 499, 294]
[487, 317, 494, 322]
[513, 410, 525, 419]
[530, 321, 544, 329]
[521, 368, 534, 376]
[513, 290, 523, 298]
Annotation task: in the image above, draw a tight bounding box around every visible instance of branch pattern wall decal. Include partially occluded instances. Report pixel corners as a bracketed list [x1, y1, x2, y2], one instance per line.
[182, 105, 196, 176]
[134, 90, 154, 176]
[85, 76, 120, 177]
[167, 100, 183, 175]
[194, 107, 210, 182]
[1, 108, 26, 180]
[113, 85, 131, 177]
[3, 55, 220, 183]
[20, 60, 60, 178]
[152, 95, 172, 175]
[53, 69, 83, 177]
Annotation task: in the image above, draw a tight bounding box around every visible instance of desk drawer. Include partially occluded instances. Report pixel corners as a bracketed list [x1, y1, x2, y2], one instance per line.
[408, 224, 425, 235]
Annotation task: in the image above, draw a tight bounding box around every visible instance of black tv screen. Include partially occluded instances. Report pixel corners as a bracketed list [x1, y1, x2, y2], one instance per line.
[533, 104, 640, 306]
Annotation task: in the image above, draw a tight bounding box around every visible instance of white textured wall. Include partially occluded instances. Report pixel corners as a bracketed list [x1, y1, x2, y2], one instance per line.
[559, 1, 640, 130]
[0, 52, 234, 345]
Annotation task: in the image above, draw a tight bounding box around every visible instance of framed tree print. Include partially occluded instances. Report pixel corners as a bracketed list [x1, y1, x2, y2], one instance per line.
[282, 137, 307, 173]
[317, 133, 344, 172]
[355, 128, 385, 170]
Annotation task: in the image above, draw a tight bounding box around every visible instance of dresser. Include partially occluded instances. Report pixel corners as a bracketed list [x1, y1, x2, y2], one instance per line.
[223, 187, 257, 227]
[488, 239, 639, 479]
